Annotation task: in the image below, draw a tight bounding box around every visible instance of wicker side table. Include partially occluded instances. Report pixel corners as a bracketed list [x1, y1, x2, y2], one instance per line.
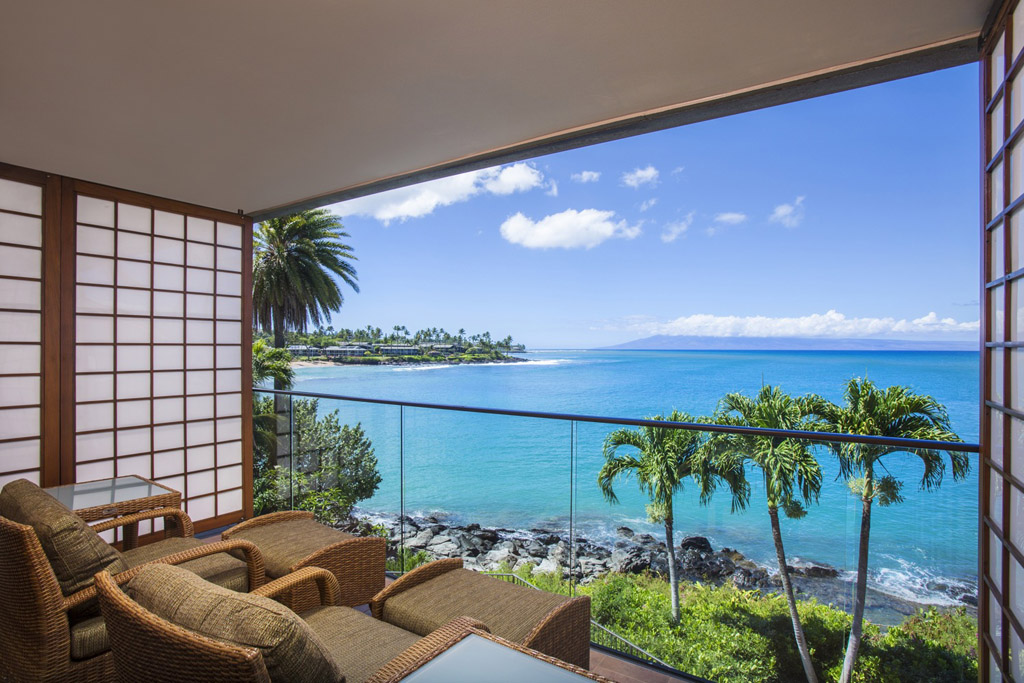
[44, 475, 182, 548]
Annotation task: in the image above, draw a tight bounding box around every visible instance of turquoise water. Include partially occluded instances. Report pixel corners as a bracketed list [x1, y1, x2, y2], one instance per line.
[285, 349, 979, 604]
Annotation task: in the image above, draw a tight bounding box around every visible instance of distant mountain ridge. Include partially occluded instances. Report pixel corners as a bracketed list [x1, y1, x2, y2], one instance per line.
[602, 335, 977, 351]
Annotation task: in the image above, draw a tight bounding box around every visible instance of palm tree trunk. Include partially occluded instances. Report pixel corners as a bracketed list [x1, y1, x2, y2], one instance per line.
[769, 505, 818, 683]
[839, 470, 873, 683]
[665, 513, 680, 624]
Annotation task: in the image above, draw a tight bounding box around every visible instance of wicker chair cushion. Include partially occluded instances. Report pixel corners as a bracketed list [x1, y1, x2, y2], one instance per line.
[381, 568, 569, 644]
[0, 478, 127, 599]
[228, 519, 355, 577]
[69, 615, 109, 661]
[302, 606, 420, 683]
[128, 564, 342, 683]
[122, 536, 250, 592]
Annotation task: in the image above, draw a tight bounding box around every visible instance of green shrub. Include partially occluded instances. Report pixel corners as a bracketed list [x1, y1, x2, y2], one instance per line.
[387, 547, 432, 573]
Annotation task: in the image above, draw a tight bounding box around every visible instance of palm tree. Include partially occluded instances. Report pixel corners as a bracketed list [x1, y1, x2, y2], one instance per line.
[712, 386, 822, 683]
[252, 339, 294, 387]
[253, 209, 359, 352]
[599, 411, 719, 624]
[804, 378, 967, 683]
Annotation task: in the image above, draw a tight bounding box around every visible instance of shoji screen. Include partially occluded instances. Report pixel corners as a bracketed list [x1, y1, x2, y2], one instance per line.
[983, 3, 1024, 680]
[68, 182, 251, 531]
[0, 166, 58, 488]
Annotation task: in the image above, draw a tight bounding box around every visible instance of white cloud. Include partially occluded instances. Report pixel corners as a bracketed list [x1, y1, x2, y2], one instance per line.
[661, 212, 694, 243]
[329, 162, 544, 224]
[615, 309, 978, 339]
[706, 212, 748, 236]
[571, 171, 601, 183]
[622, 165, 659, 188]
[546, 180, 559, 197]
[671, 166, 685, 175]
[640, 198, 658, 212]
[769, 196, 806, 228]
[500, 209, 641, 249]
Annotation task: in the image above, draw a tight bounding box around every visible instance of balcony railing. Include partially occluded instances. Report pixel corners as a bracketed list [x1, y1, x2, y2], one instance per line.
[252, 387, 980, 681]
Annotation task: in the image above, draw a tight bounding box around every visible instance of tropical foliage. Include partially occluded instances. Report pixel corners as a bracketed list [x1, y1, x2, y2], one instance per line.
[255, 324, 520, 352]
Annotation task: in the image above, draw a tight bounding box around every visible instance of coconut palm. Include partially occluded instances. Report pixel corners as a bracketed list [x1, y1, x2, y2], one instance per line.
[712, 386, 822, 683]
[252, 339, 294, 387]
[599, 411, 729, 624]
[804, 378, 967, 683]
[253, 209, 359, 352]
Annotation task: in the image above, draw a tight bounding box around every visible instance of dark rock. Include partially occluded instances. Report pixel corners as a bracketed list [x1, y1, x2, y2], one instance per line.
[616, 526, 635, 538]
[425, 516, 440, 524]
[610, 547, 654, 574]
[465, 523, 480, 531]
[803, 564, 840, 579]
[960, 593, 978, 607]
[634, 534, 658, 546]
[475, 529, 499, 544]
[537, 534, 561, 545]
[679, 536, 713, 554]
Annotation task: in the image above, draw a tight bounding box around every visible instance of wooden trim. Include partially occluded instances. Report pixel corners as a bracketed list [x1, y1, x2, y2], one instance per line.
[193, 510, 246, 535]
[59, 177, 76, 484]
[241, 216, 254, 520]
[73, 180, 244, 226]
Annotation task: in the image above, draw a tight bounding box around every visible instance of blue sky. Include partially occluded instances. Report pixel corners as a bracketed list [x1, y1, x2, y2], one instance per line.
[322, 65, 980, 349]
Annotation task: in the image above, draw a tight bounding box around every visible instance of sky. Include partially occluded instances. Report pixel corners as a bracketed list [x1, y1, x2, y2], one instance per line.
[319, 65, 980, 349]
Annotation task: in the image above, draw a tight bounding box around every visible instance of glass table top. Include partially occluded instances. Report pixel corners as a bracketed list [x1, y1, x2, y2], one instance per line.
[400, 634, 592, 682]
[44, 476, 170, 511]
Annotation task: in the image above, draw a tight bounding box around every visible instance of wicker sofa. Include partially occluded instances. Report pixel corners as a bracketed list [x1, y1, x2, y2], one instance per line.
[94, 563, 488, 683]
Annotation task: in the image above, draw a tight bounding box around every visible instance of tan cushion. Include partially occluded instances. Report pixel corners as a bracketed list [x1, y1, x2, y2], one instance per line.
[382, 568, 568, 644]
[302, 606, 420, 683]
[69, 615, 108, 661]
[128, 564, 341, 683]
[228, 519, 353, 577]
[122, 536, 249, 592]
[0, 478, 127, 600]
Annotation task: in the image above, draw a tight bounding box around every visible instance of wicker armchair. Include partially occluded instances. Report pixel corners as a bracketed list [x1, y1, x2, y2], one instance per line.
[94, 564, 489, 683]
[370, 557, 592, 669]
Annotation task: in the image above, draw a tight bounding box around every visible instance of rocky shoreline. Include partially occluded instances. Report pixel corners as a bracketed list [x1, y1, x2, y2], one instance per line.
[292, 355, 528, 368]
[363, 512, 977, 626]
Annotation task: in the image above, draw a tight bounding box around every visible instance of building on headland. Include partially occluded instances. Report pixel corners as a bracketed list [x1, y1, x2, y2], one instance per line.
[379, 344, 419, 356]
[324, 346, 365, 358]
[431, 343, 464, 354]
[508, 344, 526, 353]
[286, 345, 313, 357]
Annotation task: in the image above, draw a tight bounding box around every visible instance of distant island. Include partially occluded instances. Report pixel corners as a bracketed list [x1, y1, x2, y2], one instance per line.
[603, 335, 978, 351]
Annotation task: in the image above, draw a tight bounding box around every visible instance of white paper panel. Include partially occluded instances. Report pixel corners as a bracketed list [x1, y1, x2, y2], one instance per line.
[76, 345, 113, 373]
[216, 223, 242, 248]
[153, 397, 183, 422]
[186, 395, 214, 421]
[157, 475, 186, 496]
[117, 318, 150, 344]
[0, 178, 41, 215]
[0, 245, 40, 279]
[186, 371, 214, 395]
[76, 430, 114, 461]
[76, 255, 114, 285]
[153, 291, 184, 317]
[0, 470, 40, 488]
[77, 196, 115, 227]
[153, 449, 184, 478]
[154, 210, 184, 238]
[77, 225, 115, 257]
[215, 346, 241, 368]
[187, 470, 216, 497]
[217, 247, 242, 272]
[217, 464, 242, 490]
[186, 420, 215, 447]
[117, 400, 151, 427]
[153, 371, 184, 397]
[76, 315, 113, 343]
[186, 494, 215, 520]
[215, 296, 241, 320]
[0, 278, 40, 310]
[153, 346, 184, 371]
[117, 231, 151, 261]
[154, 264, 184, 291]
[186, 345, 213, 369]
[0, 438, 39, 473]
[116, 288, 151, 316]
[76, 373, 113, 403]
[0, 345, 40, 374]
[218, 440, 242, 466]
[215, 321, 241, 344]
[216, 370, 242, 393]
[216, 272, 241, 296]
[215, 393, 242, 417]
[118, 204, 152, 234]
[186, 242, 214, 268]
[76, 285, 114, 315]
[186, 293, 213, 318]
[117, 427, 151, 456]
[116, 345, 150, 372]
[218, 489, 243, 514]
[217, 417, 242, 442]
[0, 213, 41, 247]
[153, 423, 184, 451]
[116, 372, 150, 400]
[77, 460, 114, 482]
[117, 260, 151, 288]
[0, 407, 39, 440]
[187, 445, 215, 471]
[154, 237, 184, 265]
[117, 454, 151, 478]
[0, 312, 39, 342]
[0, 377, 39, 407]
[186, 268, 214, 293]
[187, 217, 215, 244]
[76, 402, 113, 431]
[153, 318, 183, 344]
[186, 320, 214, 343]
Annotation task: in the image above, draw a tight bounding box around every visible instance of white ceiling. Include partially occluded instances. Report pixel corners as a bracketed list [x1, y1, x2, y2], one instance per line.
[1, 1, 990, 218]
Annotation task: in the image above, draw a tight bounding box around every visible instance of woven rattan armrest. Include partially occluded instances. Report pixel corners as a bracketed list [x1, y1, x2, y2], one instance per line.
[364, 616, 490, 683]
[89, 507, 194, 538]
[67, 539, 266, 612]
[251, 567, 340, 608]
[369, 557, 463, 619]
[220, 510, 315, 539]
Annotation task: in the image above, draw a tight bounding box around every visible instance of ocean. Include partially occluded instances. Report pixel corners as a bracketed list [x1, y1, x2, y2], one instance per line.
[287, 349, 980, 606]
